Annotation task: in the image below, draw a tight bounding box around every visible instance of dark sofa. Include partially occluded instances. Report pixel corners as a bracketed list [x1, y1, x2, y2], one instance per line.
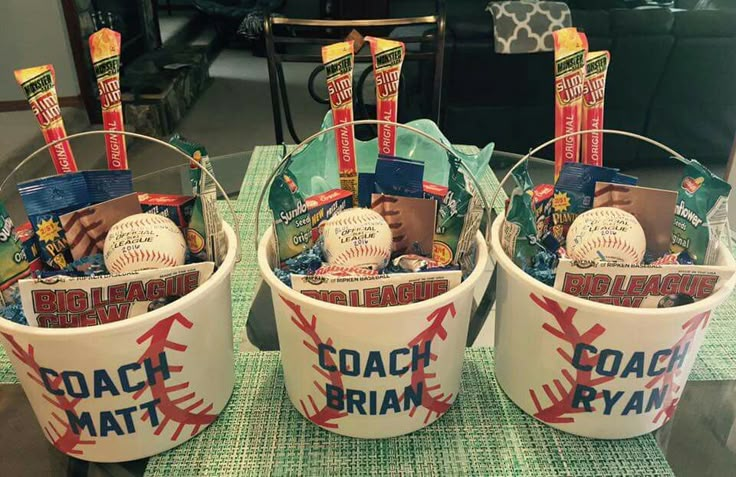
[437, 4, 736, 167]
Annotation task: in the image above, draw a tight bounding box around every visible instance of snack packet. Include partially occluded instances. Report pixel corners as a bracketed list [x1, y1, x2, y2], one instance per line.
[532, 184, 554, 239]
[374, 155, 424, 198]
[269, 169, 314, 262]
[306, 189, 353, 241]
[170, 135, 227, 266]
[433, 156, 484, 268]
[552, 162, 638, 245]
[322, 41, 359, 203]
[366, 37, 405, 156]
[18, 174, 90, 270]
[83, 170, 133, 203]
[0, 203, 31, 305]
[15, 222, 42, 273]
[19, 262, 213, 328]
[553, 28, 588, 181]
[138, 193, 195, 229]
[581, 51, 610, 167]
[14, 65, 78, 173]
[501, 162, 539, 270]
[670, 160, 732, 265]
[89, 28, 128, 170]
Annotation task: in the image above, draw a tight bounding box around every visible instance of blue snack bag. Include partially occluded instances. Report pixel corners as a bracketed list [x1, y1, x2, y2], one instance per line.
[358, 172, 375, 208]
[552, 162, 638, 245]
[374, 154, 424, 198]
[83, 170, 133, 203]
[18, 174, 90, 270]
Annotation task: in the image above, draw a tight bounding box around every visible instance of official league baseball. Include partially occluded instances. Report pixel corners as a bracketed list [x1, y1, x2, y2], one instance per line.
[566, 207, 646, 264]
[104, 213, 187, 274]
[320, 208, 392, 269]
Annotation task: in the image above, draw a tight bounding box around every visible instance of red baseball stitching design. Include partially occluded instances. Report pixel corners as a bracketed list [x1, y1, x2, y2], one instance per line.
[108, 250, 179, 274]
[400, 302, 457, 424]
[279, 295, 348, 429]
[1, 333, 96, 456]
[528, 294, 612, 424]
[645, 311, 710, 425]
[574, 236, 642, 263]
[333, 245, 389, 267]
[133, 312, 217, 440]
[314, 266, 378, 277]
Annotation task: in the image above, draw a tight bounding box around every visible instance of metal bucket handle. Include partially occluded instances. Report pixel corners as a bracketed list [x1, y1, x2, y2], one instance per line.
[253, 119, 501, 256]
[0, 130, 242, 264]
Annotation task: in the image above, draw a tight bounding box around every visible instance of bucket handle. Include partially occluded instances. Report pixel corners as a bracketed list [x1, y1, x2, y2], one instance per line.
[253, 119, 502, 256]
[0, 130, 242, 264]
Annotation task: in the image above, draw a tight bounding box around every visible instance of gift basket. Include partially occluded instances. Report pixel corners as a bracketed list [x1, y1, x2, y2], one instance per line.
[0, 29, 239, 462]
[489, 27, 736, 439]
[254, 37, 497, 439]
[491, 130, 736, 439]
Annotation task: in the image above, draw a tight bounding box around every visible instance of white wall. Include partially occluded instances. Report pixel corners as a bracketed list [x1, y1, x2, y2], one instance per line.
[0, 0, 80, 101]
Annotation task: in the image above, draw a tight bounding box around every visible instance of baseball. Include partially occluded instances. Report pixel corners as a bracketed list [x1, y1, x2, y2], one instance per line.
[104, 213, 186, 274]
[566, 207, 646, 264]
[320, 208, 392, 269]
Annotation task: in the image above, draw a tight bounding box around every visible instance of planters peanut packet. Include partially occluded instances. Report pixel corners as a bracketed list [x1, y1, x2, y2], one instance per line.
[18, 174, 90, 269]
[670, 160, 731, 265]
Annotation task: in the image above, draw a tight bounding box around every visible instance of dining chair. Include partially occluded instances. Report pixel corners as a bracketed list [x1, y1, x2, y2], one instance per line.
[263, 3, 446, 144]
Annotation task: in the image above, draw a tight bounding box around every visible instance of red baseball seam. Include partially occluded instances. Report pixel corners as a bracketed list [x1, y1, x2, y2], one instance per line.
[1, 333, 96, 456]
[528, 294, 612, 424]
[400, 303, 457, 424]
[133, 312, 217, 440]
[645, 310, 710, 425]
[280, 295, 348, 429]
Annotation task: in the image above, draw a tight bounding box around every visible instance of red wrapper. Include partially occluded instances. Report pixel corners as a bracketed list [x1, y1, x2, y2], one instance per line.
[90, 28, 128, 170]
[366, 37, 405, 156]
[581, 51, 610, 167]
[322, 41, 358, 204]
[553, 28, 588, 182]
[14, 65, 78, 173]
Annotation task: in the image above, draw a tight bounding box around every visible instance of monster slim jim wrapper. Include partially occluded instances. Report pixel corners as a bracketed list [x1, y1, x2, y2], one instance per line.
[269, 168, 314, 263]
[18, 174, 90, 270]
[366, 37, 405, 156]
[0, 202, 31, 306]
[670, 160, 732, 265]
[433, 157, 483, 268]
[581, 51, 610, 167]
[14, 65, 78, 174]
[553, 28, 588, 181]
[89, 28, 128, 170]
[322, 41, 359, 204]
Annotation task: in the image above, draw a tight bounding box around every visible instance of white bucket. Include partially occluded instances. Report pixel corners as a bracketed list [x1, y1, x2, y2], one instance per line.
[0, 222, 238, 462]
[258, 227, 489, 438]
[490, 214, 736, 438]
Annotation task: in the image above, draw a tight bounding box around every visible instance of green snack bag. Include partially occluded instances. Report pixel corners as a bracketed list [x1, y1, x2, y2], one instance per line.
[0, 202, 30, 306]
[269, 169, 314, 262]
[670, 160, 731, 265]
[433, 155, 483, 268]
[500, 162, 539, 269]
[170, 134, 227, 267]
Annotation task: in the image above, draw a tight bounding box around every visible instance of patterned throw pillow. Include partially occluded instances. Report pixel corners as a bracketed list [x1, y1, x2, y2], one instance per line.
[486, 1, 572, 54]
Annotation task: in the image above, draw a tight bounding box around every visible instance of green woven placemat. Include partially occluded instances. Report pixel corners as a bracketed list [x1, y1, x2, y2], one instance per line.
[144, 349, 674, 477]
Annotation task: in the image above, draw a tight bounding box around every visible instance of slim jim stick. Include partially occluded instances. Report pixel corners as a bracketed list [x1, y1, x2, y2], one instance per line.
[553, 28, 588, 182]
[581, 51, 610, 167]
[89, 28, 128, 170]
[14, 65, 78, 173]
[366, 37, 405, 156]
[322, 41, 358, 204]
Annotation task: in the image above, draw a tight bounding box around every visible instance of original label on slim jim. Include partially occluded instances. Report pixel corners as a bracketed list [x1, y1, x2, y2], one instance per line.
[367, 37, 405, 156]
[323, 41, 358, 203]
[582, 51, 610, 167]
[553, 29, 588, 181]
[14, 66, 77, 173]
[90, 28, 128, 170]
